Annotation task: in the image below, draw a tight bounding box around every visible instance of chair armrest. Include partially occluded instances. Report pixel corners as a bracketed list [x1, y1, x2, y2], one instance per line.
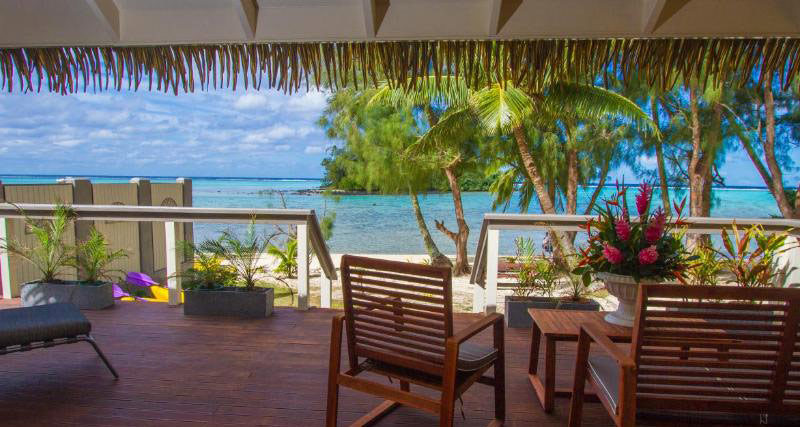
[580, 322, 635, 369]
[451, 313, 504, 345]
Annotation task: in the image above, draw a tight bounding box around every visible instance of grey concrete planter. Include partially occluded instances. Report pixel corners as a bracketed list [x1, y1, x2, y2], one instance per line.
[20, 281, 114, 310]
[183, 287, 274, 318]
[504, 295, 601, 328]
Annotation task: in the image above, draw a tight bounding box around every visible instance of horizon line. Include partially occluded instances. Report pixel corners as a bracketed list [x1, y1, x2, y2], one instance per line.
[0, 174, 776, 190]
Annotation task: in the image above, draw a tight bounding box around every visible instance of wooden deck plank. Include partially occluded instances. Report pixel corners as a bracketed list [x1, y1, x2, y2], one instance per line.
[0, 300, 665, 426]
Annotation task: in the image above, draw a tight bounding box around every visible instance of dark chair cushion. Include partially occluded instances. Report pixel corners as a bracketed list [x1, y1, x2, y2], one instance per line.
[458, 342, 498, 371]
[0, 303, 91, 348]
[588, 354, 620, 411]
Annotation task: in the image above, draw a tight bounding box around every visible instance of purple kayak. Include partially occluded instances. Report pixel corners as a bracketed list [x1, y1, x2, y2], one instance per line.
[126, 272, 159, 287]
[112, 283, 130, 298]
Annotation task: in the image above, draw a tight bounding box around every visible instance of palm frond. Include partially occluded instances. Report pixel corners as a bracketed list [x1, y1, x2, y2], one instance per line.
[470, 83, 535, 134]
[543, 82, 660, 138]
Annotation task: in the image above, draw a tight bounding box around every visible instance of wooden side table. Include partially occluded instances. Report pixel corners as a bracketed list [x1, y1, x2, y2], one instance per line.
[527, 309, 632, 413]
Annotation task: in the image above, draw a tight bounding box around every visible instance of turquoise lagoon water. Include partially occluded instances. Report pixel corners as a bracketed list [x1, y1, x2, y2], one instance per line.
[0, 175, 782, 255]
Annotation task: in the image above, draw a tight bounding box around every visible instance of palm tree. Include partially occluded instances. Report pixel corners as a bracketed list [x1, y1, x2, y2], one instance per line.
[416, 78, 657, 252]
[319, 88, 453, 268]
[369, 77, 480, 275]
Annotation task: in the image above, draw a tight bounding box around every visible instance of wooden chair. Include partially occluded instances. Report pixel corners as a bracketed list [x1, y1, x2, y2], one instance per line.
[326, 255, 505, 426]
[569, 284, 800, 427]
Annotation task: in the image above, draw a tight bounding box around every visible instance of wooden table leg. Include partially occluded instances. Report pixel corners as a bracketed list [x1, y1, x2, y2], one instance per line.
[543, 336, 556, 413]
[528, 321, 542, 375]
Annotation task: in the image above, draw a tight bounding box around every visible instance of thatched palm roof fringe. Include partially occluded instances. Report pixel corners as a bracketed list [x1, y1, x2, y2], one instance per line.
[2, 39, 799, 95]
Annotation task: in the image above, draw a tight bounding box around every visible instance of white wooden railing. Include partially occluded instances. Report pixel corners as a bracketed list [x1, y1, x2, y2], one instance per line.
[0, 203, 337, 310]
[469, 213, 800, 314]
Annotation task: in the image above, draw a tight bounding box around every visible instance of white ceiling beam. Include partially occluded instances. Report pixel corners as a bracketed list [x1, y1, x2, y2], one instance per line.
[234, 0, 259, 39]
[362, 0, 390, 38]
[85, 0, 120, 40]
[642, 0, 692, 34]
[488, 0, 522, 36]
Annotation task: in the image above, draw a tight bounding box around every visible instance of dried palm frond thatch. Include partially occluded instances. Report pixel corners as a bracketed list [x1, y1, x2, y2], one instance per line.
[2, 38, 800, 95]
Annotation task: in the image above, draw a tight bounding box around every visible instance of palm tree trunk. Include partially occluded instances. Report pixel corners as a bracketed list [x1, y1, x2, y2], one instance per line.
[651, 97, 670, 210]
[583, 157, 611, 215]
[688, 88, 705, 218]
[763, 73, 796, 219]
[409, 188, 452, 268]
[566, 148, 579, 215]
[512, 124, 575, 255]
[436, 165, 470, 275]
[512, 125, 558, 214]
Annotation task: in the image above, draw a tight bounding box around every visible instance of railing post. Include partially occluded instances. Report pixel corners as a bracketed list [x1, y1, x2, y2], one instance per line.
[131, 178, 154, 277]
[165, 221, 182, 306]
[0, 216, 13, 299]
[776, 235, 800, 288]
[485, 227, 500, 314]
[321, 274, 332, 308]
[297, 223, 309, 310]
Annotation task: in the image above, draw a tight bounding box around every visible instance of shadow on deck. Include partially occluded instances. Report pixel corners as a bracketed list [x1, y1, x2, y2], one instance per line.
[0, 300, 633, 426]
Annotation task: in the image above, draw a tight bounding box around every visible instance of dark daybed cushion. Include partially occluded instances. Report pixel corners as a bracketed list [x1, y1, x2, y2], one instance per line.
[0, 303, 91, 348]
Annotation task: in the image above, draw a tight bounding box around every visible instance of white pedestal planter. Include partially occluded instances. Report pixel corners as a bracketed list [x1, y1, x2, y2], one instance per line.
[596, 273, 660, 327]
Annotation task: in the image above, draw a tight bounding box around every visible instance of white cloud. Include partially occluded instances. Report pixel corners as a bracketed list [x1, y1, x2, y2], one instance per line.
[304, 146, 324, 154]
[637, 155, 657, 168]
[89, 129, 115, 139]
[244, 124, 297, 143]
[274, 144, 291, 152]
[142, 139, 169, 146]
[287, 91, 327, 113]
[53, 139, 83, 148]
[233, 93, 269, 110]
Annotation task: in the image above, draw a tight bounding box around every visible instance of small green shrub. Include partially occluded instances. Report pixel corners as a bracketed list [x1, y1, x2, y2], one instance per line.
[0, 204, 75, 283]
[687, 244, 723, 287]
[71, 228, 127, 284]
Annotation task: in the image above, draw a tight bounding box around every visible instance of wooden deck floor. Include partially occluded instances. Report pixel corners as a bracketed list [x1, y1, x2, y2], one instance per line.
[0, 300, 647, 426]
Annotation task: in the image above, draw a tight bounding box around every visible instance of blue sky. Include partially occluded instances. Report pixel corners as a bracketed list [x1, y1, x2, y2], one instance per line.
[0, 89, 331, 178]
[0, 88, 797, 186]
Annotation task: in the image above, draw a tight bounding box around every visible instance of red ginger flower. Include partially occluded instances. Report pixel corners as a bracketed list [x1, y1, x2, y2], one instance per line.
[615, 219, 631, 241]
[603, 244, 623, 264]
[645, 208, 667, 244]
[638, 245, 659, 265]
[636, 183, 652, 216]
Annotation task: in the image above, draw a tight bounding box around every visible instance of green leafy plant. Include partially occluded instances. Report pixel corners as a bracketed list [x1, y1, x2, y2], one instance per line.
[687, 244, 723, 287]
[512, 237, 537, 297]
[179, 242, 238, 290]
[573, 182, 694, 284]
[198, 221, 275, 292]
[268, 238, 298, 278]
[70, 228, 127, 284]
[717, 223, 793, 288]
[533, 258, 559, 298]
[0, 204, 76, 283]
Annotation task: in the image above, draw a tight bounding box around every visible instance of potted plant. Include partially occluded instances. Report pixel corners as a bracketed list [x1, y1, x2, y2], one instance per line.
[504, 238, 601, 328]
[573, 183, 693, 326]
[716, 223, 794, 288]
[182, 222, 275, 318]
[2, 204, 125, 309]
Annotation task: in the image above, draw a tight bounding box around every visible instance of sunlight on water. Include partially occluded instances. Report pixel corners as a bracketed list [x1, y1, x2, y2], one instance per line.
[1, 176, 781, 255]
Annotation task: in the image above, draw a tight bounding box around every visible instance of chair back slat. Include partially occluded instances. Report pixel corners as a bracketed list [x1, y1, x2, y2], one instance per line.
[632, 285, 800, 415]
[341, 255, 453, 376]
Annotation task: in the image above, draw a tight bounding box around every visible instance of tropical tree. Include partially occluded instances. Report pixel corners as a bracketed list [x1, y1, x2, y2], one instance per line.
[729, 73, 800, 219]
[318, 88, 453, 267]
[417, 79, 657, 253]
[369, 77, 488, 275]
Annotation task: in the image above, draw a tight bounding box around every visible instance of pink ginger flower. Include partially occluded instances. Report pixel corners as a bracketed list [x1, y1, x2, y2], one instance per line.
[638, 245, 659, 265]
[603, 244, 623, 264]
[615, 219, 631, 241]
[635, 183, 652, 216]
[645, 208, 667, 244]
